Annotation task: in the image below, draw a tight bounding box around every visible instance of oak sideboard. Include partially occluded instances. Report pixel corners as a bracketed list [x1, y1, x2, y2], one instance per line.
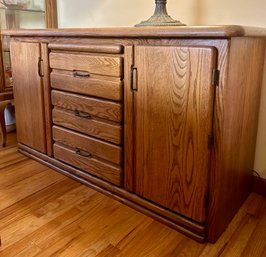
[4, 26, 266, 243]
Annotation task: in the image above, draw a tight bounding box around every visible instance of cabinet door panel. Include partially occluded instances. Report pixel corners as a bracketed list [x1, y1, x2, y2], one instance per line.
[10, 41, 46, 153]
[134, 46, 217, 222]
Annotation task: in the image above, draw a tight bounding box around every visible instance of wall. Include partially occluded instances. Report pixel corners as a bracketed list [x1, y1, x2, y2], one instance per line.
[197, 0, 266, 27]
[197, 0, 266, 179]
[56, 0, 198, 28]
[56, 0, 266, 178]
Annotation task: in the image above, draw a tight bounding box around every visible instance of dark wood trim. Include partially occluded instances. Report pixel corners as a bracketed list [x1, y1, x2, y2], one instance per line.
[45, 0, 58, 28]
[253, 175, 266, 197]
[2, 25, 266, 38]
[0, 100, 8, 147]
[0, 36, 5, 93]
[0, 92, 13, 101]
[18, 143, 206, 242]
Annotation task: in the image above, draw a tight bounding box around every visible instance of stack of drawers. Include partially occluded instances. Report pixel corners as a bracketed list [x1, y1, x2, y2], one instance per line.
[48, 43, 124, 186]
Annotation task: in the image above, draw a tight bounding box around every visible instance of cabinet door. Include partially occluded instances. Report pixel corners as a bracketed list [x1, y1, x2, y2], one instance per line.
[133, 46, 217, 222]
[10, 41, 46, 153]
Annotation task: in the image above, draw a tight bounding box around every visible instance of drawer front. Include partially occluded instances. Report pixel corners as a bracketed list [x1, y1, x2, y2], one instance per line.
[50, 52, 123, 77]
[48, 43, 124, 54]
[52, 90, 122, 122]
[51, 71, 123, 101]
[54, 143, 122, 186]
[53, 108, 122, 145]
[53, 126, 122, 165]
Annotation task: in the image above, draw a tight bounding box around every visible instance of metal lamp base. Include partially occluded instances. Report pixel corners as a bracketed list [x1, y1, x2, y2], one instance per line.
[136, 15, 185, 27]
[135, 0, 185, 27]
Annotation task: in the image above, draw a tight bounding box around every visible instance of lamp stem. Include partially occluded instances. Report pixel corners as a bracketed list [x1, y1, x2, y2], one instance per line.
[154, 0, 168, 14]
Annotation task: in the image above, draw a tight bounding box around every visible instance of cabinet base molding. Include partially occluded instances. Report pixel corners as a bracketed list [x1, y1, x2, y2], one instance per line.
[18, 143, 206, 242]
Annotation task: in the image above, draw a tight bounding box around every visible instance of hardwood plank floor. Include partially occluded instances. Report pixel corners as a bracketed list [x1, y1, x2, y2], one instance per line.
[0, 132, 266, 257]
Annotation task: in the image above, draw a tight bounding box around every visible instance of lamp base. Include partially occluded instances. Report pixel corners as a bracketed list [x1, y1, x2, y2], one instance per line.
[135, 0, 185, 27]
[135, 14, 185, 27]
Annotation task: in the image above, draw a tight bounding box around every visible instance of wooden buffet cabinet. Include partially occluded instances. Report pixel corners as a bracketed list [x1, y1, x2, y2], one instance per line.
[4, 26, 266, 243]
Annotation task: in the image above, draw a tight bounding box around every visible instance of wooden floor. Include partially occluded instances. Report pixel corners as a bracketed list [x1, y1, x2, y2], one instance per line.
[0, 132, 266, 257]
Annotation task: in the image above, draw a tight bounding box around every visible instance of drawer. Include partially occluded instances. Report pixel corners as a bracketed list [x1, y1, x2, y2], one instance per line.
[51, 90, 122, 123]
[53, 107, 122, 145]
[48, 43, 124, 54]
[51, 70, 123, 101]
[49, 52, 123, 77]
[53, 126, 122, 165]
[54, 143, 122, 186]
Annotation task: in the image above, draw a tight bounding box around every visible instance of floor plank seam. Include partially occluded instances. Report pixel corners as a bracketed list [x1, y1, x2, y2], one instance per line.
[0, 158, 30, 171]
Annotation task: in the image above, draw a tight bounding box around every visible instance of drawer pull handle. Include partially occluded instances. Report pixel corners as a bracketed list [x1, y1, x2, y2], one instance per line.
[74, 110, 92, 119]
[75, 148, 92, 158]
[73, 70, 90, 78]
[131, 65, 138, 91]
[38, 58, 44, 78]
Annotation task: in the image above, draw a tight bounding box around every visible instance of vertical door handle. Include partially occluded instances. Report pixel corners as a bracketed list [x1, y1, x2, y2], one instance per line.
[38, 58, 44, 77]
[131, 65, 138, 91]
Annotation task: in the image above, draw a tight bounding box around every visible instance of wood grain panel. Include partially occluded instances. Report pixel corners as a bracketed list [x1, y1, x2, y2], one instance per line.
[7, 38, 240, 52]
[41, 43, 53, 156]
[51, 90, 122, 122]
[207, 38, 266, 242]
[54, 143, 122, 186]
[10, 41, 46, 153]
[52, 108, 122, 145]
[124, 46, 134, 192]
[4, 25, 266, 38]
[48, 43, 123, 54]
[53, 126, 122, 165]
[49, 52, 123, 77]
[50, 70, 123, 101]
[134, 46, 217, 223]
